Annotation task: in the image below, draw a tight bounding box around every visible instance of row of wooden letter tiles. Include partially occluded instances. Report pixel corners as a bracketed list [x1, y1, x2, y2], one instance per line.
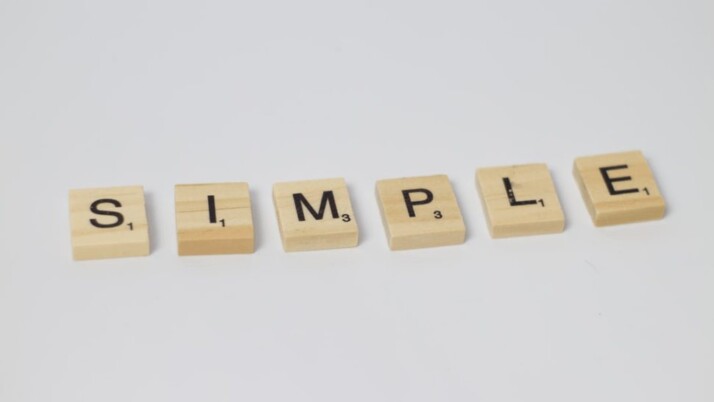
[69, 150, 666, 260]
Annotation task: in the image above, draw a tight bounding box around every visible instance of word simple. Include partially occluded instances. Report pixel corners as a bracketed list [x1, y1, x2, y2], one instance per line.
[68, 150, 666, 260]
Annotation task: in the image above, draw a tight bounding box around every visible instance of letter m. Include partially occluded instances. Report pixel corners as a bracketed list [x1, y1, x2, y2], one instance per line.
[293, 191, 339, 221]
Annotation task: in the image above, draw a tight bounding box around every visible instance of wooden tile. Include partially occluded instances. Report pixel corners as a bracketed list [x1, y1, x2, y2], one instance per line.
[174, 182, 254, 256]
[273, 178, 358, 252]
[476, 164, 565, 238]
[69, 186, 150, 260]
[573, 150, 665, 226]
[376, 175, 466, 250]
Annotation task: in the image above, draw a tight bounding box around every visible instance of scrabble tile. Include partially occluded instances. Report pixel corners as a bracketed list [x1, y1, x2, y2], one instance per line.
[573, 150, 665, 226]
[174, 182, 254, 256]
[69, 186, 150, 260]
[376, 175, 466, 250]
[476, 164, 565, 238]
[273, 178, 359, 252]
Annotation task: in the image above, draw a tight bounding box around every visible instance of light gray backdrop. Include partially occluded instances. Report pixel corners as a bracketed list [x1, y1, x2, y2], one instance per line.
[1, 1, 712, 401]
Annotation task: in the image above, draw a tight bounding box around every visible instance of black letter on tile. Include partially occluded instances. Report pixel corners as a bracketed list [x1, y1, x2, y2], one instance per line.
[207, 195, 217, 223]
[293, 191, 339, 221]
[600, 165, 639, 196]
[89, 199, 124, 228]
[402, 189, 434, 218]
[503, 177, 538, 206]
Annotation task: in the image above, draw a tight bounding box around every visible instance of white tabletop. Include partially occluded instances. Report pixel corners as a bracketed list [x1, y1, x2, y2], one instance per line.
[1, 1, 712, 401]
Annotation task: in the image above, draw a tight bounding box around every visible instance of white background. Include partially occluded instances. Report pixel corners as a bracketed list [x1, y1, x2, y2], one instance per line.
[1, 1, 712, 401]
